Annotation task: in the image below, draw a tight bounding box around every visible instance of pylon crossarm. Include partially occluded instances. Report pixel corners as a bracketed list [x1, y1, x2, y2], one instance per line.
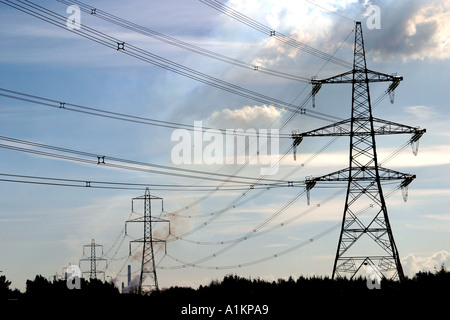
[309, 167, 414, 183]
[378, 168, 415, 181]
[79, 257, 106, 261]
[372, 118, 425, 135]
[292, 118, 423, 141]
[132, 194, 163, 201]
[130, 238, 166, 243]
[313, 69, 402, 84]
[126, 216, 170, 223]
[292, 119, 351, 139]
[366, 70, 402, 83]
[313, 70, 353, 83]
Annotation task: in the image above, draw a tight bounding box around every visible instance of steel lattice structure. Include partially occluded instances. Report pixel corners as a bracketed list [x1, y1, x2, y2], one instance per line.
[79, 238, 106, 280]
[125, 188, 169, 294]
[292, 22, 425, 281]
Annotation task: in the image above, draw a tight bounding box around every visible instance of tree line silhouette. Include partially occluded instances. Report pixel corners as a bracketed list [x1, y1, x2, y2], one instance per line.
[1, 266, 449, 316]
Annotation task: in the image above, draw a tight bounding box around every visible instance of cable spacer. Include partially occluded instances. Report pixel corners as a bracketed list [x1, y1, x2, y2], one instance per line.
[97, 156, 105, 164]
[117, 42, 125, 51]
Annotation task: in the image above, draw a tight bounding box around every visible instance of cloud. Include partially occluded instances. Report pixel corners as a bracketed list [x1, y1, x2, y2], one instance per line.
[221, 0, 450, 72]
[221, 0, 353, 77]
[239, 0, 450, 63]
[365, 0, 450, 61]
[402, 250, 450, 277]
[205, 104, 284, 129]
[404, 105, 436, 120]
[424, 214, 450, 221]
[382, 145, 450, 167]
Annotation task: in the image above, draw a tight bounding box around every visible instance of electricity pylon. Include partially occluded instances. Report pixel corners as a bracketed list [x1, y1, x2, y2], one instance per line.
[125, 188, 169, 294]
[79, 238, 106, 280]
[292, 22, 425, 281]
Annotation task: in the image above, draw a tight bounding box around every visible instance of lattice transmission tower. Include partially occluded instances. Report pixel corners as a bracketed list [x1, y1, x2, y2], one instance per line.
[292, 22, 426, 281]
[79, 238, 106, 280]
[125, 188, 169, 294]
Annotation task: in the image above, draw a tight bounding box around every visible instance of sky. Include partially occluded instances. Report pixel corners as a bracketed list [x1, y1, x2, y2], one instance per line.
[0, 0, 449, 292]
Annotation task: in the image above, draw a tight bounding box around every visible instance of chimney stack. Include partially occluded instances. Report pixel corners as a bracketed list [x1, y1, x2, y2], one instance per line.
[127, 265, 131, 287]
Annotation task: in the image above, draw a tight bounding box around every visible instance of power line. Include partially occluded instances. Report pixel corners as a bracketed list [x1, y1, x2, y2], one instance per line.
[0, 1, 418, 284]
[159, 144, 299, 238]
[198, 0, 353, 69]
[58, 0, 312, 83]
[0, 125, 414, 276]
[0, 88, 294, 139]
[0, 85, 396, 222]
[1, 92, 322, 218]
[162, 129, 412, 248]
[0, 171, 403, 273]
[163, 80, 393, 218]
[159, 186, 402, 270]
[0, 135, 292, 184]
[0, 0, 342, 122]
[161, 28, 355, 217]
[303, 0, 356, 23]
[164, 132, 413, 243]
[0, 92, 322, 230]
[0, 0, 351, 222]
[163, 138, 336, 220]
[168, 189, 308, 266]
[0, 172, 299, 191]
[157, 147, 297, 238]
[162, 126, 418, 254]
[156, 24, 390, 216]
[174, 188, 345, 246]
[0, 135, 339, 251]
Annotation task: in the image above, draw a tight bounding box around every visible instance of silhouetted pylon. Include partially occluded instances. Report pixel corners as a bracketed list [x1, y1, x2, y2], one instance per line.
[292, 22, 425, 281]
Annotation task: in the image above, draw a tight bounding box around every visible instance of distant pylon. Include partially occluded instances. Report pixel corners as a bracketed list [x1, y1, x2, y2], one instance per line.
[292, 22, 426, 281]
[79, 238, 106, 280]
[125, 188, 170, 294]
